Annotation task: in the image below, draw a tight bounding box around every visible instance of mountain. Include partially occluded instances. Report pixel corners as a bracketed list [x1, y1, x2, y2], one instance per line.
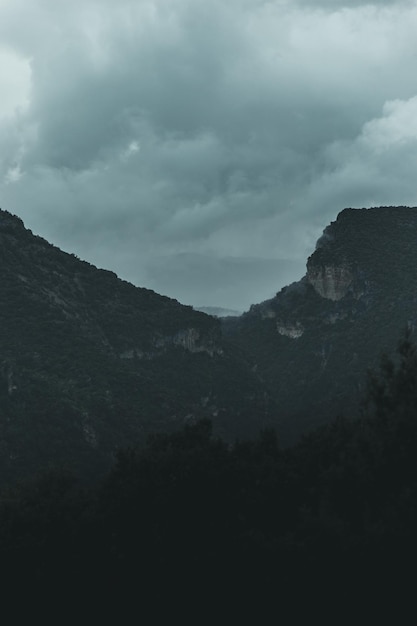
[3, 205, 417, 613]
[194, 306, 242, 318]
[225, 206, 417, 443]
[0, 209, 272, 484]
[3, 205, 417, 484]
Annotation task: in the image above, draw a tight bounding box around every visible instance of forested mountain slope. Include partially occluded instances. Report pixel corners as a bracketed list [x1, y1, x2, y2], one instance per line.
[225, 206, 417, 442]
[0, 209, 271, 483]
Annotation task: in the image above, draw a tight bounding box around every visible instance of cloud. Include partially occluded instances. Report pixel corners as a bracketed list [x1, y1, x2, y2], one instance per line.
[1, 0, 417, 308]
[0, 46, 31, 120]
[144, 253, 306, 311]
[306, 95, 417, 217]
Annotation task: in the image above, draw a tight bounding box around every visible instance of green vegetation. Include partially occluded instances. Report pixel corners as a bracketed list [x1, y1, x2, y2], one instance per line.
[2, 206, 417, 615]
[2, 334, 417, 616]
[0, 209, 272, 485]
[226, 206, 417, 443]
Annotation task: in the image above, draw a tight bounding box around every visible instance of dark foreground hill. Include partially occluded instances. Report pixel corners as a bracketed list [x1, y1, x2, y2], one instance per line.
[225, 206, 417, 442]
[3, 337, 417, 618]
[0, 209, 272, 484]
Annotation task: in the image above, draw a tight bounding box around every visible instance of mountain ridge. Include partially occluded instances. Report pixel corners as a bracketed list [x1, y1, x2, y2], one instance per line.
[2, 205, 417, 482]
[224, 205, 417, 442]
[0, 208, 272, 484]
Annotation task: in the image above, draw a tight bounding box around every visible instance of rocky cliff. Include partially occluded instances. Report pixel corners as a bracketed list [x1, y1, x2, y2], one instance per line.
[307, 264, 354, 301]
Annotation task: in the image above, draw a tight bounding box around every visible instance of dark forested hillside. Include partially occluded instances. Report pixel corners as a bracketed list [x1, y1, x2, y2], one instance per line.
[2, 337, 417, 617]
[0, 209, 271, 484]
[225, 206, 417, 443]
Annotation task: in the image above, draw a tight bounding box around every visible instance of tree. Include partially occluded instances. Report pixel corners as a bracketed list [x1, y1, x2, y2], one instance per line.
[364, 328, 417, 428]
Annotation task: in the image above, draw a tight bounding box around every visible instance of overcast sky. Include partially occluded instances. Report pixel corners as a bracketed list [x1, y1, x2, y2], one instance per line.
[1, 0, 417, 310]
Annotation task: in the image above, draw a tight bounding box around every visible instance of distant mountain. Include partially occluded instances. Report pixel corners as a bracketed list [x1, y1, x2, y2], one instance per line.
[0, 210, 272, 484]
[195, 306, 242, 318]
[225, 206, 417, 443]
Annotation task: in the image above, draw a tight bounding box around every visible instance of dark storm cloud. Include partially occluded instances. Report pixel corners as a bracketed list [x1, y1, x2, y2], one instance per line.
[1, 0, 417, 309]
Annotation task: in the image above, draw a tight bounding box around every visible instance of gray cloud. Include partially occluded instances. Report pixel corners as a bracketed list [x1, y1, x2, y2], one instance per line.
[145, 253, 306, 311]
[1, 0, 417, 309]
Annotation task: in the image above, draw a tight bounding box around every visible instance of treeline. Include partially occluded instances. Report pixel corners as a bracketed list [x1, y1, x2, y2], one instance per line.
[2, 334, 417, 617]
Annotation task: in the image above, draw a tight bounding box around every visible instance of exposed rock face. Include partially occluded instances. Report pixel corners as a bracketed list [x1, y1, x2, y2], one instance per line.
[276, 321, 304, 339]
[172, 328, 223, 356]
[120, 328, 223, 359]
[307, 264, 353, 301]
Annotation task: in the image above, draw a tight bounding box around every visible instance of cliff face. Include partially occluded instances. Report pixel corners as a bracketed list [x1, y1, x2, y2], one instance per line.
[276, 320, 304, 338]
[307, 264, 353, 301]
[226, 206, 417, 443]
[0, 210, 271, 484]
[119, 328, 222, 359]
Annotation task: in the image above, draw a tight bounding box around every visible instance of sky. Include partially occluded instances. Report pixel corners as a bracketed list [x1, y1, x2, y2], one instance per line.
[1, 0, 417, 311]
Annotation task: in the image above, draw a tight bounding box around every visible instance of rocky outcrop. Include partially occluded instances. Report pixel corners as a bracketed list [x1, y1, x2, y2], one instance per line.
[119, 328, 223, 359]
[277, 321, 304, 339]
[172, 328, 222, 356]
[307, 264, 353, 301]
